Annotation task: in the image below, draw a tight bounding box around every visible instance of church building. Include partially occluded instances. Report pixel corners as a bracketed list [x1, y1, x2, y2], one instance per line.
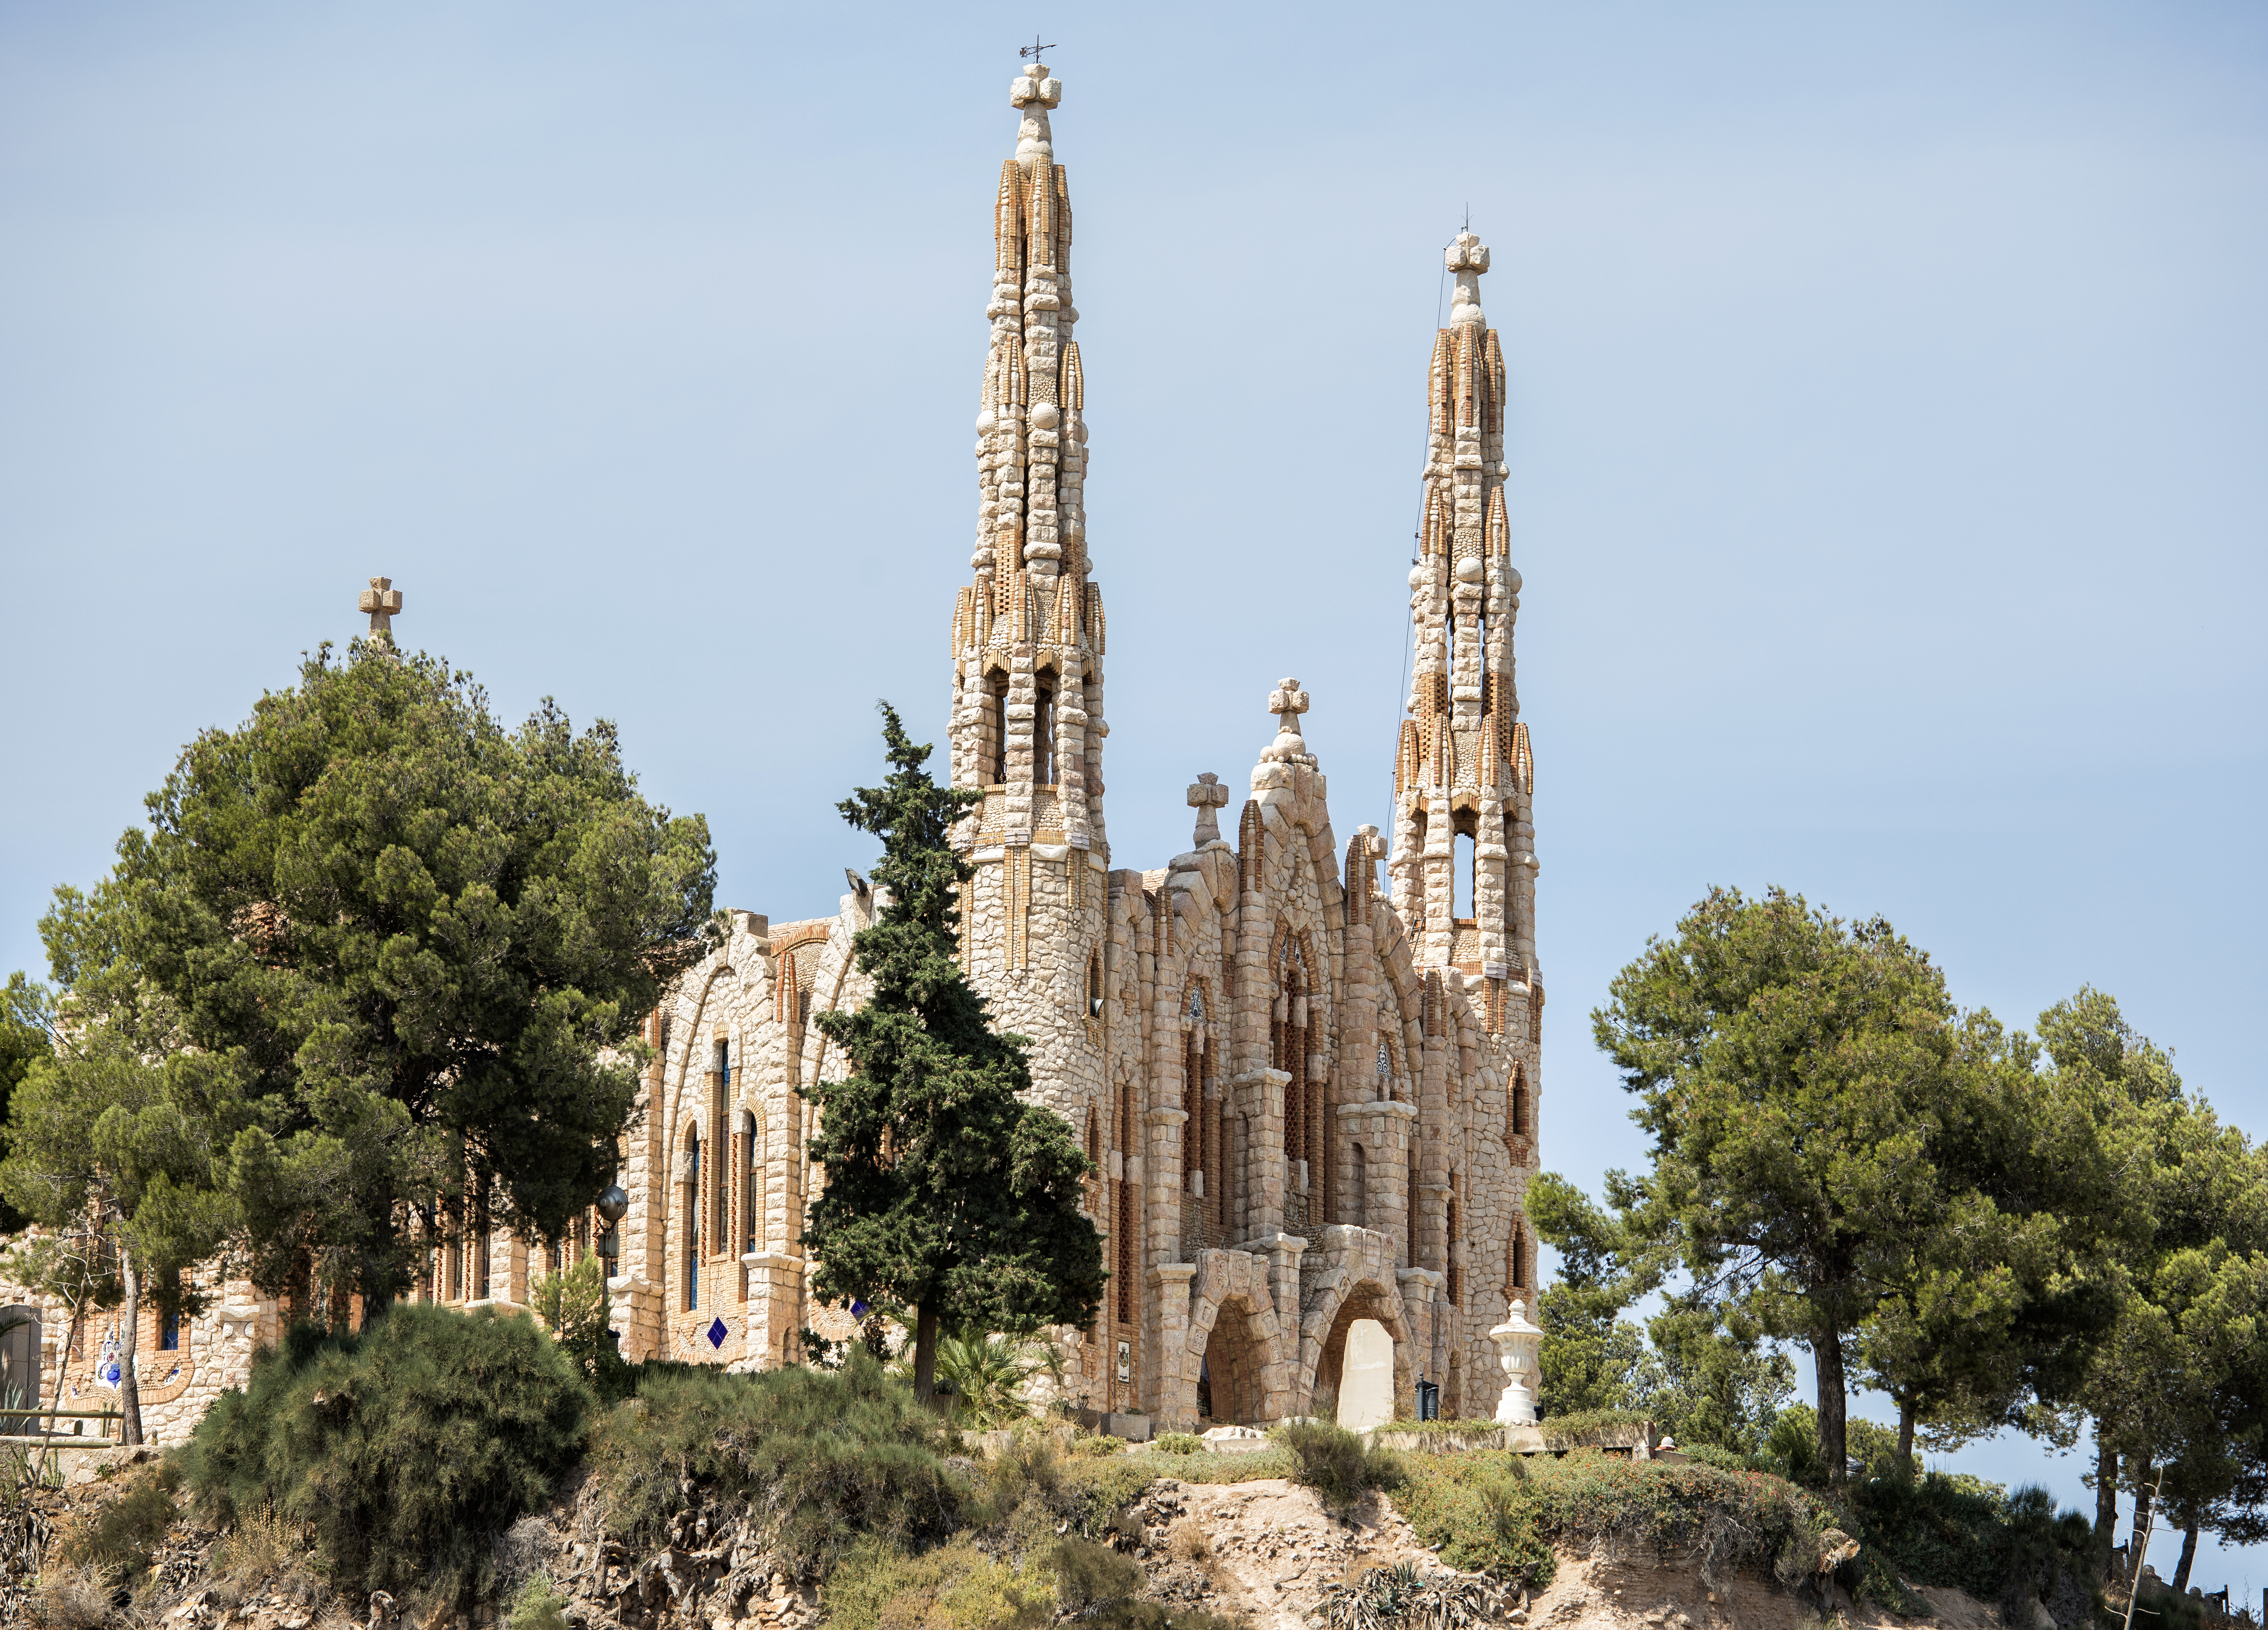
[0, 57, 1546, 1444]
[600, 59, 1546, 1428]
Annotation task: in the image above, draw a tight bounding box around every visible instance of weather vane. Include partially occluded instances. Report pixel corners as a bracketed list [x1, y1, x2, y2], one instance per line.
[1019, 35, 1056, 61]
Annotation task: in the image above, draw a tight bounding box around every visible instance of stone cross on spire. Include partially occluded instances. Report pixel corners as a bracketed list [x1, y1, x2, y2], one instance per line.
[1447, 230, 1490, 327]
[359, 576, 403, 645]
[1262, 677, 1317, 767]
[1186, 771, 1229, 847]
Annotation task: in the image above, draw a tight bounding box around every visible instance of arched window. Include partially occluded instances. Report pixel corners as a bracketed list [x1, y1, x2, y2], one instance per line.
[1446, 1185, 1462, 1308]
[1115, 1179, 1134, 1324]
[683, 1130, 702, 1312]
[1406, 1161, 1419, 1271]
[1034, 670, 1056, 786]
[1347, 1140, 1367, 1228]
[742, 1114, 761, 1255]
[1509, 1070, 1530, 1141]
[1087, 953, 1104, 1018]
[1453, 830, 1475, 921]
[1509, 1222, 1529, 1293]
[710, 1047, 730, 1253]
[985, 669, 1010, 784]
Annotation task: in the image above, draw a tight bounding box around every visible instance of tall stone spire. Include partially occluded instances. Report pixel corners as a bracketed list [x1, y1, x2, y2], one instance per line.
[1388, 230, 1538, 1016]
[949, 57, 1105, 859]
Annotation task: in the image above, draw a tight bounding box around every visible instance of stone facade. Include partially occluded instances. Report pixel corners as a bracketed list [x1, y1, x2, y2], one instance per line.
[578, 63, 1547, 1427]
[0, 59, 1546, 1439]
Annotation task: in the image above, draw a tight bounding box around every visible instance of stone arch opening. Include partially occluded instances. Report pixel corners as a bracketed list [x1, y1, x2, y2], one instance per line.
[1195, 1296, 1265, 1427]
[1313, 1279, 1405, 1425]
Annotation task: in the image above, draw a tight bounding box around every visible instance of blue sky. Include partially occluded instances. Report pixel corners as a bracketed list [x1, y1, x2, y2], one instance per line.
[2, 0, 2263, 1593]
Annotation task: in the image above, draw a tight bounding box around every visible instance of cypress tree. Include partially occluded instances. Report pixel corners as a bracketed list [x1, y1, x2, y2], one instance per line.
[804, 705, 1103, 1405]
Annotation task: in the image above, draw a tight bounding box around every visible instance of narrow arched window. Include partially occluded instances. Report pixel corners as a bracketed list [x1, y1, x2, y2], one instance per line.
[1348, 1141, 1367, 1228]
[1087, 952, 1104, 1018]
[1033, 670, 1057, 786]
[1510, 1222, 1529, 1293]
[986, 669, 1010, 784]
[1454, 830, 1475, 921]
[683, 1132, 702, 1312]
[742, 1116, 761, 1255]
[1446, 1186, 1462, 1308]
[1509, 1070, 1531, 1144]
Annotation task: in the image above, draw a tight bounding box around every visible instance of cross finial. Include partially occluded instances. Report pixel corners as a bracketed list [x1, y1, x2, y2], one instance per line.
[358, 576, 403, 645]
[1186, 771, 1230, 847]
[1261, 678, 1317, 767]
[1019, 34, 1055, 61]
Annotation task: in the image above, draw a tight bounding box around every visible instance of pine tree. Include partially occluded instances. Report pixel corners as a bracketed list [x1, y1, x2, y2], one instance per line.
[803, 705, 1104, 1406]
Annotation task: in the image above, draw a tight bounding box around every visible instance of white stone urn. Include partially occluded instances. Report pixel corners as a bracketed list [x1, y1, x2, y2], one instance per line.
[1488, 1296, 1543, 1425]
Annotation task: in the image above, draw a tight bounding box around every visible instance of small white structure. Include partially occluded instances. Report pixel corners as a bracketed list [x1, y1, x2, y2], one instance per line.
[1337, 1318, 1397, 1432]
[1488, 1297, 1543, 1425]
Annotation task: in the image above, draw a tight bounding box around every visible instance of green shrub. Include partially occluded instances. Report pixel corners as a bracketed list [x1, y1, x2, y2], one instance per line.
[1677, 1443, 1763, 1475]
[529, 1255, 632, 1402]
[1048, 1536, 1241, 1630]
[589, 1349, 959, 1579]
[1536, 1407, 1653, 1449]
[1070, 1433, 1126, 1458]
[63, 1460, 181, 1581]
[822, 1538, 1054, 1630]
[1850, 1471, 2097, 1615]
[1281, 1421, 1402, 1521]
[1151, 1432, 1205, 1455]
[179, 1304, 593, 1602]
[1395, 1454, 1554, 1580]
[504, 1574, 571, 1630]
[1764, 1404, 1823, 1485]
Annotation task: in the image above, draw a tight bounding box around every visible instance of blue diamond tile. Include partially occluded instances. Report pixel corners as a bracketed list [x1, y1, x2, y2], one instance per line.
[707, 1318, 727, 1349]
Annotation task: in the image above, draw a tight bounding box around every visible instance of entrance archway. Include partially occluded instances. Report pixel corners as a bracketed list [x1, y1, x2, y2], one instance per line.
[1335, 1319, 1395, 1430]
[1194, 1296, 1264, 1426]
[1312, 1279, 1405, 1424]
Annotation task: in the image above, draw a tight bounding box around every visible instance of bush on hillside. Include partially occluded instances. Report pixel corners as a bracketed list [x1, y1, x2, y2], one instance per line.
[1048, 1536, 1243, 1630]
[1851, 1472, 2097, 1619]
[588, 1349, 960, 1579]
[62, 1460, 181, 1583]
[180, 1304, 594, 1602]
[530, 1255, 632, 1401]
[1280, 1421, 1404, 1521]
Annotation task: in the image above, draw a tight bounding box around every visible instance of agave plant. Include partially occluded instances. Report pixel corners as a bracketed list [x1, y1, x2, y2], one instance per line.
[1319, 1563, 1494, 1630]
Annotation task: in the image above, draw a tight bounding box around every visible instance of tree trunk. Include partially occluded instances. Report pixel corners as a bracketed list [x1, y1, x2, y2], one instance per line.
[364, 1205, 397, 1321]
[117, 1255, 144, 1446]
[1813, 1323, 1849, 1486]
[2093, 1430, 2120, 1578]
[2129, 1456, 2156, 1571]
[284, 1246, 312, 1327]
[1896, 1395, 1916, 1478]
[2170, 1520, 2200, 1595]
[913, 1302, 940, 1410]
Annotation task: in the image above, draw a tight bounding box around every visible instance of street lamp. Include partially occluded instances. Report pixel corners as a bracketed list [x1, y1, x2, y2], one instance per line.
[595, 1184, 629, 1265]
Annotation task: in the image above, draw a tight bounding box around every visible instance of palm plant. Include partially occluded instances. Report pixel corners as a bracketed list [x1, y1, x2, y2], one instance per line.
[921, 1330, 1062, 1430]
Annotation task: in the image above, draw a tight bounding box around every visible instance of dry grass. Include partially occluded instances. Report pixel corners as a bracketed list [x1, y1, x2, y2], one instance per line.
[26, 1561, 119, 1630]
[1166, 1519, 1211, 1563]
[215, 1502, 326, 1601]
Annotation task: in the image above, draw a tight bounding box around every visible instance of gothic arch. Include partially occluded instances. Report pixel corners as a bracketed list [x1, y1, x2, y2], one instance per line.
[1297, 1232, 1414, 1422]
